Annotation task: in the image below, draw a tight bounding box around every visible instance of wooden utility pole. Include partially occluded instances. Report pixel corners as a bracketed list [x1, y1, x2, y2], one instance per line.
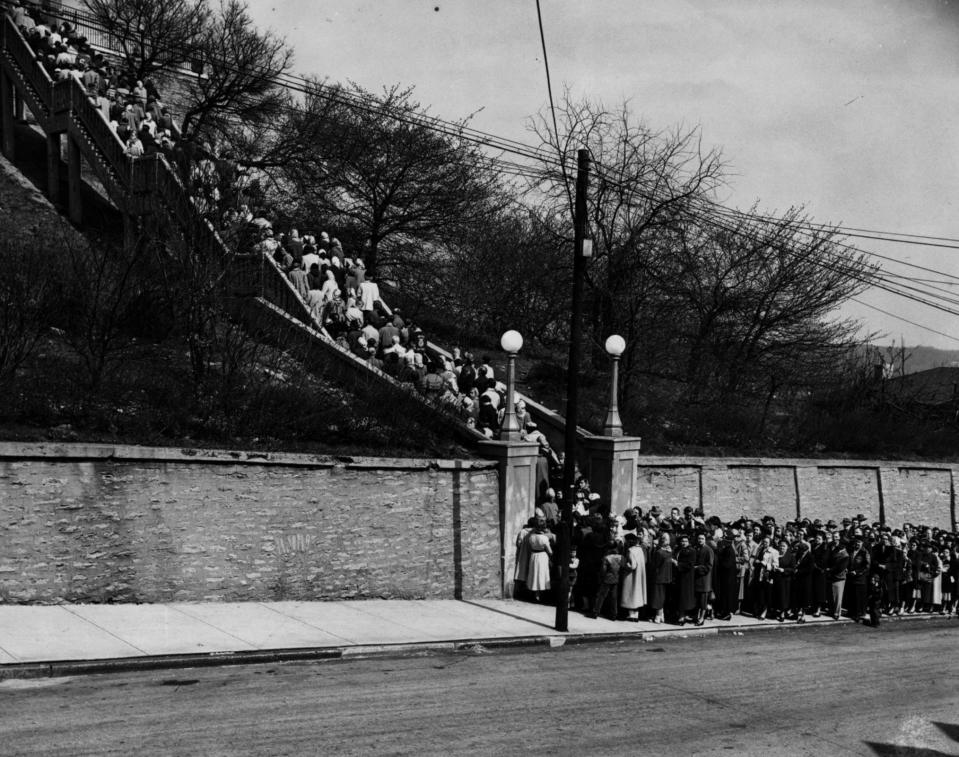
[555, 148, 590, 632]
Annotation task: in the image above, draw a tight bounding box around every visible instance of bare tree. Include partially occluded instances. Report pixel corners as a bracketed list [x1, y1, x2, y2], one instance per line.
[528, 92, 726, 364]
[528, 94, 878, 448]
[82, 0, 210, 82]
[0, 234, 58, 390]
[281, 82, 504, 277]
[178, 0, 292, 145]
[55, 237, 150, 391]
[659, 208, 873, 395]
[416, 206, 571, 346]
[145, 213, 234, 389]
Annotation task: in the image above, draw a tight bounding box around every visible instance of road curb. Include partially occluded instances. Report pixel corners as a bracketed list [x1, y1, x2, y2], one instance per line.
[0, 612, 952, 681]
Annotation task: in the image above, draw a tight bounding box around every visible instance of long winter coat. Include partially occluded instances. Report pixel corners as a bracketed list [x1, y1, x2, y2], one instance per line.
[693, 544, 714, 593]
[620, 545, 647, 610]
[675, 545, 697, 613]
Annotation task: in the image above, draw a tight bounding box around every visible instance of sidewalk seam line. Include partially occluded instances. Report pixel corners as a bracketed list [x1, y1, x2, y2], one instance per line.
[256, 603, 357, 645]
[163, 604, 268, 651]
[55, 605, 150, 656]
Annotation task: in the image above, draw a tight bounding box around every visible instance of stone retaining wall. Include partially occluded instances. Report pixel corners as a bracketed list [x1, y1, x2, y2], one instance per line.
[0, 444, 501, 604]
[634, 456, 957, 529]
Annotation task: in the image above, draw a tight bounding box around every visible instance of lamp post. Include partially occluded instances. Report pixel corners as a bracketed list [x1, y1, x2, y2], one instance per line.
[499, 329, 524, 441]
[603, 334, 626, 437]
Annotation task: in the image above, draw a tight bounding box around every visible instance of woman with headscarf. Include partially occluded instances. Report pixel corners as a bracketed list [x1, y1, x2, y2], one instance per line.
[774, 538, 795, 622]
[790, 537, 813, 623]
[925, 543, 943, 612]
[320, 265, 339, 298]
[620, 533, 647, 622]
[526, 520, 553, 602]
[648, 532, 674, 624]
[874, 533, 904, 615]
[330, 238, 345, 265]
[751, 535, 779, 621]
[513, 516, 536, 595]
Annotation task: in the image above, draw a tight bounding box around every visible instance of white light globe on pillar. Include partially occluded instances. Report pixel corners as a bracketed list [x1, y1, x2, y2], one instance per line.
[603, 334, 625, 437]
[501, 330, 524, 354]
[605, 334, 626, 358]
[499, 330, 524, 441]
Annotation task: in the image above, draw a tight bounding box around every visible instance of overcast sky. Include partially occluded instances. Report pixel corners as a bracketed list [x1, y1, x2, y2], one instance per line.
[246, 0, 959, 350]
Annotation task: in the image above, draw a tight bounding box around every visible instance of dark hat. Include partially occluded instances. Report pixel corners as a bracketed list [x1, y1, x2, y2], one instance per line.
[842, 518, 851, 525]
[650, 506, 662, 515]
[826, 520, 838, 528]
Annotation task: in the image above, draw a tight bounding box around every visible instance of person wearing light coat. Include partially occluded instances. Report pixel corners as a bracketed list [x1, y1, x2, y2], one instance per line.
[620, 533, 647, 621]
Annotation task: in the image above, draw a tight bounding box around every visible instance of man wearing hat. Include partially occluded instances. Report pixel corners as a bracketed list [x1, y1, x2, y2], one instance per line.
[693, 531, 715, 625]
[827, 531, 850, 620]
[810, 532, 830, 617]
[847, 534, 871, 621]
[713, 529, 739, 621]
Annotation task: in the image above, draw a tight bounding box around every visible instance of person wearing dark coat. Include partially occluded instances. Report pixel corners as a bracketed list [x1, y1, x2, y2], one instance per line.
[674, 534, 697, 625]
[811, 533, 831, 617]
[904, 540, 921, 613]
[692, 532, 715, 626]
[847, 536, 871, 621]
[774, 538, 795, 622]
[713, 530, 739, 620]
[791, 539, 814, 622]
[828, 534, 850, 620]
[588, 544, 622, 620]
[573, 515, 606, 613]
[872, 533, 903, 614]
[648, 533, 675, 624]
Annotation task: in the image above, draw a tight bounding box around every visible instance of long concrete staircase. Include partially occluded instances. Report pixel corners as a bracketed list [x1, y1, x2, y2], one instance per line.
[0, 8, 592, 454]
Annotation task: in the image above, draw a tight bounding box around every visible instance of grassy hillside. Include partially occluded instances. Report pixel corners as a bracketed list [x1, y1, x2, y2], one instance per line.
[0, 142, 468, 458]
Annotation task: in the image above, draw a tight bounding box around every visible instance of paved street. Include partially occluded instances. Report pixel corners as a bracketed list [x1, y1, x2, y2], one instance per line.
[0, 618, 956, 756]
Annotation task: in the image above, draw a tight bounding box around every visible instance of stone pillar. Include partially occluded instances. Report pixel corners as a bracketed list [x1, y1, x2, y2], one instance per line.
[67, 134, 82, 223]
[476, 439, 540, 598]
[582, 435, 643, 516]
[46, 131, 61, 204]
[0, 70, 14, 160]
[951, 468, 958, 533]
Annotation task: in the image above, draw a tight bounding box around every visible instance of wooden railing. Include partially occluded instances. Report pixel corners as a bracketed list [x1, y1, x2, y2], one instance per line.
[69, 76, 126, 173]
[2, 13, 50, 102]
[50, 77, 71, 113]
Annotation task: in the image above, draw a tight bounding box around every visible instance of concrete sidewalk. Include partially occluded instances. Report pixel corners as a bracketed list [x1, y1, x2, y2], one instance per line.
[0, 599, 937, 679]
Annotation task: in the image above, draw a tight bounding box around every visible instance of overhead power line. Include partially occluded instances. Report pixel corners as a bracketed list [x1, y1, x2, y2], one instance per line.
[53, 0, 959, 325]
[850, 298, 959, 345]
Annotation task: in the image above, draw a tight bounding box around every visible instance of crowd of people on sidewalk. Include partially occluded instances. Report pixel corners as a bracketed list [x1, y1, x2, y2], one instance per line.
[515, 489, 959, 628]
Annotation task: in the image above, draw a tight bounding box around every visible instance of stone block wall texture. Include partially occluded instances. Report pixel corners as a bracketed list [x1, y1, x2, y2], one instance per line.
[706, 465, 798, 524]
[796, 467, 880, 524]
[0, 445, 500, 604]
[634, 466, 701, 514]
[880, 466, 953, 530]
[635, 457, 956, 529]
